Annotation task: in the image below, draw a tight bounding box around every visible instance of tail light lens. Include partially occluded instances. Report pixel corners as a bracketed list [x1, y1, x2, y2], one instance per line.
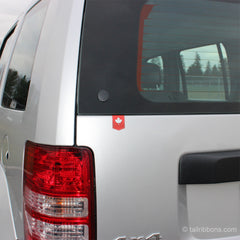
[23, 141, 96, 240]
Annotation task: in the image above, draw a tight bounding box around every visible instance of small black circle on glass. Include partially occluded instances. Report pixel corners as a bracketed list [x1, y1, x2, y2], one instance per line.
[98, 89, 109, 102]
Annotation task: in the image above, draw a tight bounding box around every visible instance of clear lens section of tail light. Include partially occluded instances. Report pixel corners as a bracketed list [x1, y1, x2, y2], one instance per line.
[25, 212, 89, 240]
[25, 186, 88, 218]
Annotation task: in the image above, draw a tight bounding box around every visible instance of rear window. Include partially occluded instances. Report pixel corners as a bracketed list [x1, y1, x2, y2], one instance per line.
[78, 0, 240, 115]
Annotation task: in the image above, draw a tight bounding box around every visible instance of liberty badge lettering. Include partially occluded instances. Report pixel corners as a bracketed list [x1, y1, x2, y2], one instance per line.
[113, 116, 125, 130]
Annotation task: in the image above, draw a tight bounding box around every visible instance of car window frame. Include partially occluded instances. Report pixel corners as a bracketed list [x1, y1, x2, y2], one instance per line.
[1, 0, 48, 111]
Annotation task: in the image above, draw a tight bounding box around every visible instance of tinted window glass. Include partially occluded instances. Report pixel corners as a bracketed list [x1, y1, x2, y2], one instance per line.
[0, 27, 16, 88]
[181, 44, 230, 101]
[142, 56, 164, 91]
[2, 2, 47, 111]
[78, 0, 240, 115]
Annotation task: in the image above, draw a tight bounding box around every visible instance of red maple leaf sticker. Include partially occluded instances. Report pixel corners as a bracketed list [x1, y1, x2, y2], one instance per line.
[113, 116, 125, 130]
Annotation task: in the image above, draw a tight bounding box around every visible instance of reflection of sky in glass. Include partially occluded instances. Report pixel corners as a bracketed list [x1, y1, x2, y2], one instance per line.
[9, 4, 47, 80]
[0, 28, 15, 85]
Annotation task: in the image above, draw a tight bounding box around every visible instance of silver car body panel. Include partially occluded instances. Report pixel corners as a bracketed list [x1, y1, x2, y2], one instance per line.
[77, 115, 240, 240]
[0, 0, 84, 239]
[0, 164, 16, 240]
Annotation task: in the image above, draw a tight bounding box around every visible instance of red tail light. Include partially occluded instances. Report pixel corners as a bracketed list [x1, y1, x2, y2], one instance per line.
[23, 141, 96, 240]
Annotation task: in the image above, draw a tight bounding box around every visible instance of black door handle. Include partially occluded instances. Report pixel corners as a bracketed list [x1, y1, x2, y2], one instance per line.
[179, 150, 240, 184]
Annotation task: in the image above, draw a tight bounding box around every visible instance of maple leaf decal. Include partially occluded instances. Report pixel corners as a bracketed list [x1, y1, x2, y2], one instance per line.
[115, 117, 122, 124]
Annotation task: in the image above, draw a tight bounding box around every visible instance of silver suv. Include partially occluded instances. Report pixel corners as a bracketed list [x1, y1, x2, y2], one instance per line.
[0, 0, 240, 239]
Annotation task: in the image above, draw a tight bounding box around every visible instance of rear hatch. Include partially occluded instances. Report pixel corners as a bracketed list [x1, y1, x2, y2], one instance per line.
[77, 0, 240, 239]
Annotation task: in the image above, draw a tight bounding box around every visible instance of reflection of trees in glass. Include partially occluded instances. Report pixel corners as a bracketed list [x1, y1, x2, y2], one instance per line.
[211, 65, 220, 76]
[4, 69, 18, 98]
[204, 61, 212, 76]
[187, 53, 203, 76]
[2, 68, 30, 110]
[185, 53, 226, 77]
[15, 75, 30, 107]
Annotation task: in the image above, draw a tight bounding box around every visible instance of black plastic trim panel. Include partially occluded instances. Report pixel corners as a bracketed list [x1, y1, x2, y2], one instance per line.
[179, 150, 240, 184]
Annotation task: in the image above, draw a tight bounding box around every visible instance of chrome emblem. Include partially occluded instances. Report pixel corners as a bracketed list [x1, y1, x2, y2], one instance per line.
[115, 233, 163, 240]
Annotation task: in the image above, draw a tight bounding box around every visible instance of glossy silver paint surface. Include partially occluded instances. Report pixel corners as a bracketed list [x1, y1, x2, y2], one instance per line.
[0, 0, 239, 239]
[77, 115, 240, 240]
[0, 164, 16, 240]
[0, 0, 84, 239]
